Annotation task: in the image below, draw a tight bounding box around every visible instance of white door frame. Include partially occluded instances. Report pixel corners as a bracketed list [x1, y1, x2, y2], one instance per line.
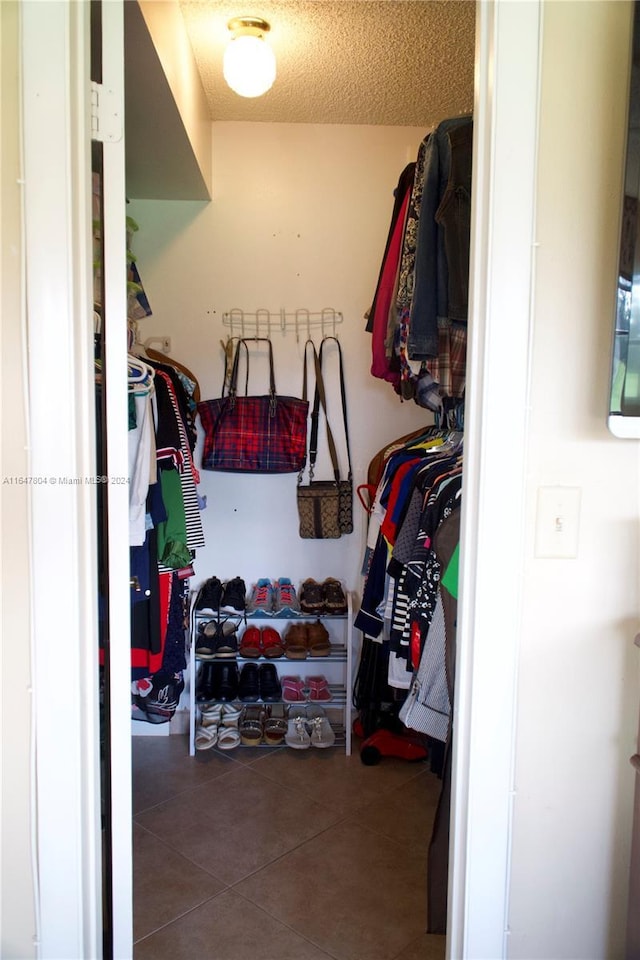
[21, 0, 132, 956]
[448, 2, 542, 956]
[21, 2, 102, 957]
[20, 1, 543, 956]
[98, 3, 134, 955]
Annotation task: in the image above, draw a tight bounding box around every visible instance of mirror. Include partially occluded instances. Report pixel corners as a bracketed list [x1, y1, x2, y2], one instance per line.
[609, 1, 640, 436]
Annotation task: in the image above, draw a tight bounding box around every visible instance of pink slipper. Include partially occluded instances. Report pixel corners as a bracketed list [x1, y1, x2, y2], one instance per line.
[307, 675, 332, 702]
[282, 675, 306, 703]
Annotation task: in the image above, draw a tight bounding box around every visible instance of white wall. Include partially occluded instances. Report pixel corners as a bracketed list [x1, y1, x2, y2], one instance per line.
[508, 2, 640, 957]
[129, 121, 431, 594]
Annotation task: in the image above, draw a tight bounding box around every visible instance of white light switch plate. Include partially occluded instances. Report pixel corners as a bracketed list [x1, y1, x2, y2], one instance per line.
[534, 486, 581, 558]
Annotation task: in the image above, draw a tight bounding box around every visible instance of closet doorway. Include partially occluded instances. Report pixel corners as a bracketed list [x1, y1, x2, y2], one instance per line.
[21, 1, 542, 957]
[120, 2, 474, 956]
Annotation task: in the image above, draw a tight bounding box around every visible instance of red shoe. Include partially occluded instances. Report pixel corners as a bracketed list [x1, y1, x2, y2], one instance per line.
[261, 626, 284, 659]
[239, 625, 261, 658]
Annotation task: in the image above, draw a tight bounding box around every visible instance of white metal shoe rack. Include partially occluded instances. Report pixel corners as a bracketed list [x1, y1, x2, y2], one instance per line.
[188, 590, 354, 756]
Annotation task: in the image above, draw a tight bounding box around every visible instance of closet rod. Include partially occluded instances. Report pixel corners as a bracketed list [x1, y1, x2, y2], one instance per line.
[222, 307, 343, 342]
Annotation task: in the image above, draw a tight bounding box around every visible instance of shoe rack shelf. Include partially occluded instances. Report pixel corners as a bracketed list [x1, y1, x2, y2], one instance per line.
[188, 592, 355, 757]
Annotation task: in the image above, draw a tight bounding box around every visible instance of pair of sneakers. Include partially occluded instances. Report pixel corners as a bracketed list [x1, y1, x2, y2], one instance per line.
[247, 578, 301, 616]
[299, 578, 347, 615]
[196, 576, 246, 614]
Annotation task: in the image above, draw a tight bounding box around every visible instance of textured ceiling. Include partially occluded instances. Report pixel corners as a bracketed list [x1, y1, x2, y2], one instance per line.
[178, 0, 475, 126]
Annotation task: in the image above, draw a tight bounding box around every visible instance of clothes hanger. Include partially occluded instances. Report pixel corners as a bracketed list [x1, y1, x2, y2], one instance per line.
[144, 347, 201, 402]
[355, 424, 436, 515]
[127, 354, 155, 395]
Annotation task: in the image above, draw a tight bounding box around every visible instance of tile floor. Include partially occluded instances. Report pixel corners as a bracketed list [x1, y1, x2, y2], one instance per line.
[133, 733, 447, 960]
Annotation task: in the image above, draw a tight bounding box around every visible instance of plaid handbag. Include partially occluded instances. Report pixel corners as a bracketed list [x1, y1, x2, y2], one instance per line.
[198, 338, 308, 473]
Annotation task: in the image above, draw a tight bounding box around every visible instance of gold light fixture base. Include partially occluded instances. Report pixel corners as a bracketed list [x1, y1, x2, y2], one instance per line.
[223, 15, 276, 98]
[227, 16, 271, 37]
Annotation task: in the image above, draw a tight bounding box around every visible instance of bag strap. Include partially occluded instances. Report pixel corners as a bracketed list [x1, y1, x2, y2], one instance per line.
[226, 337, 277, 408]
[299, 340, 317, 480]
[300, 340, 340, 483]
[302, 338, 315, 405]
[310, 344, 340, 481]
[318, 337, 352, 481]
[222, 338, 249, 399]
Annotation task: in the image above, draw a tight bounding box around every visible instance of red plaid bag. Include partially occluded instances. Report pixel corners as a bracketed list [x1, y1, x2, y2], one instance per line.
[198, 338, 309, 473]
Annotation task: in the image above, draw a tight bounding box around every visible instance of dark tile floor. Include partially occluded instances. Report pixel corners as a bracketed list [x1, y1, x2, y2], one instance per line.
[132, 734, 446, 960]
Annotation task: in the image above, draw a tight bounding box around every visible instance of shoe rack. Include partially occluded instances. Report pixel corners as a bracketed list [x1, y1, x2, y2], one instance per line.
[187, 591, 354, 757]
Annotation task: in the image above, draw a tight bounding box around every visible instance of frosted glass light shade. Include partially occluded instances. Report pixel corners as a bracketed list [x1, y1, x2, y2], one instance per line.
[223, 34, 276, 98]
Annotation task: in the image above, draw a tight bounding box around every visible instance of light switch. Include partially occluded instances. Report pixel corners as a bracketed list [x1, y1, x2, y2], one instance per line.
[534, 486, 581, 558]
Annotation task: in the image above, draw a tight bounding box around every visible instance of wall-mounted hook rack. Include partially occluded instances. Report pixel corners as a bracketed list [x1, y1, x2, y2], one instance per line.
[144, 336, 172, 354]
[222, 307, 343, 342]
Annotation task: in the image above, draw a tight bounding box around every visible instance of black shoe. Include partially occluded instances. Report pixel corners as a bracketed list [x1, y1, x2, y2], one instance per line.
[214, 619, 239, 659]
[259, 662, 282, 702]
[238, 662, 260, 702]
[221, 577, 247, 613]
[196, 576, 223, 613]
[196, 662, 217, 702]
[215, 661, 239, 701]
[195, 620, 217, 659]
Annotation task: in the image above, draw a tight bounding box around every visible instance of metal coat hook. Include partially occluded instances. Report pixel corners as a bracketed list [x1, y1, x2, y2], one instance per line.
[321, 307, 337, 340]
[295, 308, 311, 344]
[227, 307, 245, 339]
[221, 308, 343, 339]
[256, 307, 270, 340]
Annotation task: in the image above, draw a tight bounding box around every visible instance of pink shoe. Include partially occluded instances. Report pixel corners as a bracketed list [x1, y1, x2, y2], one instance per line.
[282, 676, 306, 703]
[307, 675, 332, 702]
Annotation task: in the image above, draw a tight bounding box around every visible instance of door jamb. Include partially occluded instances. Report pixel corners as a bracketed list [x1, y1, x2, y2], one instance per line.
[21, 2, 103, 956]
[448, 2, 542, 956]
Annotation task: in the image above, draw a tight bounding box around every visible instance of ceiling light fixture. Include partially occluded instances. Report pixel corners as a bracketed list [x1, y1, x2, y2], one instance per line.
[223, 16, 276, 99]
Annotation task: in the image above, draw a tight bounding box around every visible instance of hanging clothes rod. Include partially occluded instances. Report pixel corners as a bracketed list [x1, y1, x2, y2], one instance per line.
[222, 307, 343, 342]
